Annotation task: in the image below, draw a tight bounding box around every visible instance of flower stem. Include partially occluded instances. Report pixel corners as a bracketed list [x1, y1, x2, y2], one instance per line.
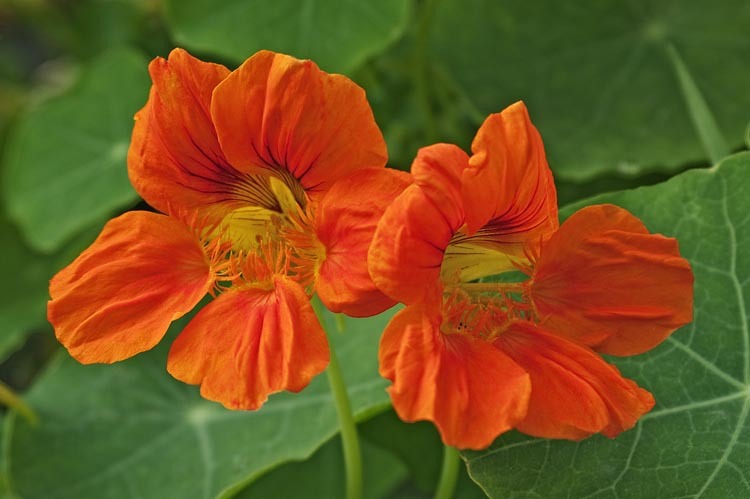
[0, 380, 37, 425]
[434, 445, 461, 499]
[326, 345, 363, 499]
[313, 299, 363, 499]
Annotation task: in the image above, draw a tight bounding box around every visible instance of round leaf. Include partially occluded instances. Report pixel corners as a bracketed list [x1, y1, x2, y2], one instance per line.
[430, 0, 750, 180]
[164, 0, 410, 73]
[2, 48, 149, 252]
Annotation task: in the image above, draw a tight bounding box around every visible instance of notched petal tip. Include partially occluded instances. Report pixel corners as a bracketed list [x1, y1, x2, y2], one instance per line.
[47, 212, 213, 364]
[211, 50, 387, 200]
[167, 277, 329, 410]
[462, 100, 558, 243]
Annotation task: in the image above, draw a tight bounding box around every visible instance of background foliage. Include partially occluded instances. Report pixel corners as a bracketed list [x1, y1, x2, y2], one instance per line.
[0, 1, 748, 498]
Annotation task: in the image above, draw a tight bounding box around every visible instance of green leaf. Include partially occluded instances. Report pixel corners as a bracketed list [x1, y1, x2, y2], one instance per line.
[429, 0, 750, 180]
[163, 0, 411, 73]
[2, 47, 149, 252]
[0, 207, 103, 363]
[237, 437, 406, 499]
[464, 153, 750, 498]
[3, 307, 395, 499]
[0, 216, 49, 360]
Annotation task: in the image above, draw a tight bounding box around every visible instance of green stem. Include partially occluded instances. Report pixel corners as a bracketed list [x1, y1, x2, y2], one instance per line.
[313, 299, 363, 499]
[0, 380, 37, 426]
[434, 445, 461, 499]
[664, 42, 730, 164]
[327, 346, 363, 499]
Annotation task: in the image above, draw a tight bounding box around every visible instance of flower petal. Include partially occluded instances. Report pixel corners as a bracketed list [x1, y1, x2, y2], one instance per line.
[48, 212, 213, 364]
[211, 50, 387, 201]
[380, 302, 530, 450]
[460, 101, 558, 268]
[315, 167, 411, 317]
[128, 48, 247, 222]
[530, 204, 694, 356]
[167, 277, 329, 410]
[368, 144, 467, 304]
[498, 321, 654, 440]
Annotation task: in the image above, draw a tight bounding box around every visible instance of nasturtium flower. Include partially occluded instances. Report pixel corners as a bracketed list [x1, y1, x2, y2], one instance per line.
[48, 48, 409, 410]
[369, 101, 693, 449]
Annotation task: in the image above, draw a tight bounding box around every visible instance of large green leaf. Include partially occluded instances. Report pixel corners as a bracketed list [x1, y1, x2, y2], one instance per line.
[464, 153, 750, 498]
[2, 48, 148, 252]
[163, 0, 410, 73]
[3, 307, 394, 499]
[430, 0, 750, 180]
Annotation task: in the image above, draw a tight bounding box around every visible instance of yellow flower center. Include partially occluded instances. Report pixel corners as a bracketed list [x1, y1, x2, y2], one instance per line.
[217, 173, 326, 293]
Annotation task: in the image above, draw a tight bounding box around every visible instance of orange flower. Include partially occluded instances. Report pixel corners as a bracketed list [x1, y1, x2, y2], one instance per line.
[48, 49, 409, 410]
[370, 102, 693, 449]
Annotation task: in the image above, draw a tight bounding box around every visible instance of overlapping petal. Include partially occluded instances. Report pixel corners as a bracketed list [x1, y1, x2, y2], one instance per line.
[529, 204, 694, 355]
[369, 144, 467, 305]
[498, 321, 655, 439]
[128, 48, 239, 223]
[48, 212, 213, 364]
[210, 50, 387, 201]
[454, 102, 558, 275]
[167, 276, 329, 410]
[315, 168, 411, 317]
[379, 302, 531, 450]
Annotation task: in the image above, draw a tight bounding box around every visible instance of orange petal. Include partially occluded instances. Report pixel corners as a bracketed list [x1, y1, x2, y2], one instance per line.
[530, 204, 694, 356]
[48, 212, 213, 364]
[368, 144, 468, 305]
[380, 302, 530, 450]
[498, 321, 654, 440]
[315, 167, 411, 317]
[167, 277, 329, 410]
[460, 101, 558, 262]
[128, 49, 243, 222]
[211, 51, 387, 201]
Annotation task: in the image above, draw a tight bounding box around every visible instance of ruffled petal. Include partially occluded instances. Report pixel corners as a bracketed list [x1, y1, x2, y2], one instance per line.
[128, 48, 246, 222]
[48, 212, 213, 364]
[211, 51, 387, 201]
[368, 144, 467, 305]
[529, 204, 694, 356]
[380, 302, 530, 450]
[315, 167, 411, 317]
[167, 277, 329, 410]
[497, 321, 654, 440]
[459, 101, 558, 270]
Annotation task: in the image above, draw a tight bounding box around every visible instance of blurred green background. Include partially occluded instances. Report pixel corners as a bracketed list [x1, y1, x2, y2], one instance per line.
[0, 1, 748, 498]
